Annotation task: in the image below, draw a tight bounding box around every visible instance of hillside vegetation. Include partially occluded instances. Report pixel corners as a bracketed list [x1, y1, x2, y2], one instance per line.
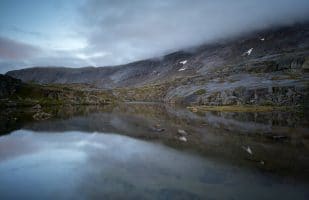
[0, 75, 115, 107]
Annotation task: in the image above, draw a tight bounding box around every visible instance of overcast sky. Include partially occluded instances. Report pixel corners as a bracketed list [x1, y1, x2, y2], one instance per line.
[1, 0, 309, 73]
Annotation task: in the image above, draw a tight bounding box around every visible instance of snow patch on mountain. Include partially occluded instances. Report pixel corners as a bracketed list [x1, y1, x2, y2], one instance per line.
[179, 60, 187, 65]
[243, 48, 253, 56]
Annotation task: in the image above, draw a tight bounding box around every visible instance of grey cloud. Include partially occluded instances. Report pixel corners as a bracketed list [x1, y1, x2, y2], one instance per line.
[0, 49, 97, 74]
[2, 0, 309, 73]
[0, 36, 40, 60]
[0, 61, 24, 74]
[0, 38, 92, 73]
[80, 0, 309, 66]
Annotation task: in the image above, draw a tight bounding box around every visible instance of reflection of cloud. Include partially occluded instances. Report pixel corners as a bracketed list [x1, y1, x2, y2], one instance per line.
[0, 130, 210, 199]
[0, 131, 40, 162]
[76, 140, 107, 149]
[75, 132, 107, 150]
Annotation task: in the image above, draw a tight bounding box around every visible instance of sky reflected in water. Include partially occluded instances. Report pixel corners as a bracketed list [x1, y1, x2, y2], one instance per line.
[0, 129, 308, 200]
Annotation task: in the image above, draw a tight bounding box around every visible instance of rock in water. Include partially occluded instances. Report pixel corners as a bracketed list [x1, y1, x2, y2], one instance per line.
[177, 129, 188, 136]
[179, 136, 187, 142]
[150, 127, 165, 132]
[150, 124, 165, 132]
[33, 112, 52, 120]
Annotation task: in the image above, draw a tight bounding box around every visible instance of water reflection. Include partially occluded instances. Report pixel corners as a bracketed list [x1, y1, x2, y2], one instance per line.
[0, 130, 308, 200]
[0, 103, 309, 199]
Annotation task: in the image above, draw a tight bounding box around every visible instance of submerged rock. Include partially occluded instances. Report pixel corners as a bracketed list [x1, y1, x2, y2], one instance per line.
[150, 127, 165, 132]
[150, 124, 165, 132]
[177, 129, 188, 136]
[33, 112, 52, 121]
[178, 136, 187, 142]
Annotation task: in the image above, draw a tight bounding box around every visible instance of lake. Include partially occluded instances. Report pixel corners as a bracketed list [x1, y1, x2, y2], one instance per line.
[0, 103, 308, 200]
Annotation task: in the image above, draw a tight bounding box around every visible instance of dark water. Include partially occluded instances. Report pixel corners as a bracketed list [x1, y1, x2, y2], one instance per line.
[0, 103, 308, 200]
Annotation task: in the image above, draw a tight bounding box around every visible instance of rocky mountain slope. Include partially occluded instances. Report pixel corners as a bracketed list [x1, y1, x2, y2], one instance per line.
[0, 74, 115, 107]
[6, 23, 309, 107]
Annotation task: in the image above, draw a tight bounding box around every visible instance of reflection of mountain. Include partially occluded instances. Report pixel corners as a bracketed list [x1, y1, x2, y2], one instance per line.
[1, 103, 308, 179]
[2, 103, 305, 135]
[6, 23, 309, 107]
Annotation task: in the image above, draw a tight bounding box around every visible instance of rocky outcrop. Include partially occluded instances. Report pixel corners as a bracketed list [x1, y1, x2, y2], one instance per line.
[165, 53, 308, 107]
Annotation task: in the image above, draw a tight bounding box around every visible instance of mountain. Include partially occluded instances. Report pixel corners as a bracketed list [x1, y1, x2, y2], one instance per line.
[6, 23, 309, 107]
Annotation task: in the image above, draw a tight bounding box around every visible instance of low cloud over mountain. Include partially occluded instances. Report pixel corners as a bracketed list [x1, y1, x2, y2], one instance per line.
[1, 0, 309, 73]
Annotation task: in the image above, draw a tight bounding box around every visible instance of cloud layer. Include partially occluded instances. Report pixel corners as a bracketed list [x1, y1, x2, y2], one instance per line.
[79, 0, 309, 63]
[1, 0, 309, 73]
[0, 36, 40, 60]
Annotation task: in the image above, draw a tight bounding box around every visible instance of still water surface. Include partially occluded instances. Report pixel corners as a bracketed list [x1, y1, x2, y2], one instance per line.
[0, 103, 308, 199]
